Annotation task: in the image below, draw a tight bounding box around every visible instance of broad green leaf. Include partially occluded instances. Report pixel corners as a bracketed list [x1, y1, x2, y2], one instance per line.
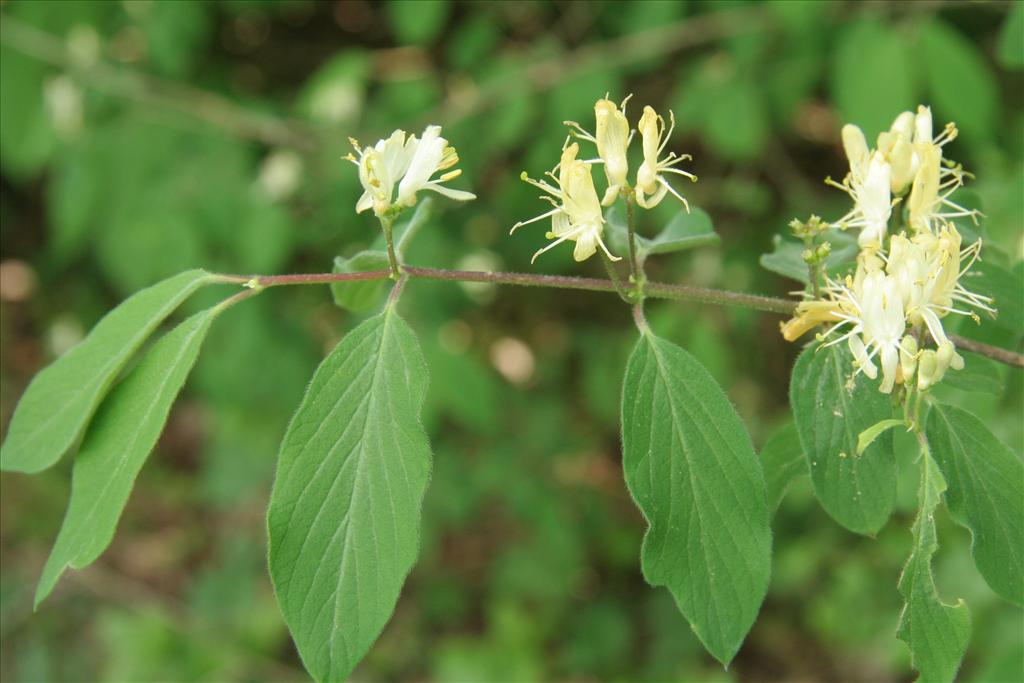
[857, 419, 907, 455]
[926, 403, 1024, 607]
[918, 19, 998, 142]
[1, 270, 214, 474]
[759, 229, 859, 285]
[330, 251, 392, 314]
[604, 205, 718, 261]
[268, 307, 431, 682]
[759, 421, 806, 515]
[998, 1, 1024, 69]
[644, 207, 719, 256]
[35, 307, 220, 606]
[790, 343, 896, 535]
[621, 329, 771, 665]
[832, 19, 915, 140]
[897, 447, 970, 683]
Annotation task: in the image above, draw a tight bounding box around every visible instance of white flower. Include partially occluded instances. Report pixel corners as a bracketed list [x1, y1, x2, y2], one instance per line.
[512, 143, 621, 263]
[347, 126, 474, 216]
[830, 134, 893, 248]
[886, 227, 994, 343]
[565, 96, 632, 206]
[635, 105, 696, 210]
[819, 265, 907, 393]
[396, 125, 475, 207]
[907, 144, 976, 235]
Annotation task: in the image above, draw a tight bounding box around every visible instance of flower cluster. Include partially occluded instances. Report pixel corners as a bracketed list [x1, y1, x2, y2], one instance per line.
[347, 125, 475, 217]
[513, 95, 696, 263]
[781, 106, 994, 394]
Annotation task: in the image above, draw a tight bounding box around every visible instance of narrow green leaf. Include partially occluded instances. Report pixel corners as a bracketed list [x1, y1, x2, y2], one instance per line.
[621, 330, 771, 665]
[897, 445, 970, 683]
[918, 19, 998, 142]
[35, 307, 220, 606]
[998, 1, 1024, 69]
[268, 307, 431, 682]
[1, 269, 213, 474]
[857, 419, 907, 456]
[790, 343, 896, 535]
[760, 421, 807, 515]
[832, 18, 916, 139]
[926, 403, 1024, 607]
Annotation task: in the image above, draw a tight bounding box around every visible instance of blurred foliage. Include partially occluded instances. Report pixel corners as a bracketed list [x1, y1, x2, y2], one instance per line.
[1, 1, 1021, 681]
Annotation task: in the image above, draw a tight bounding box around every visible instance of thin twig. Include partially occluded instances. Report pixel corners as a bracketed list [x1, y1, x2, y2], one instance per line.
[217, 265, 1023, 368]
[948, 334, 1024, 369]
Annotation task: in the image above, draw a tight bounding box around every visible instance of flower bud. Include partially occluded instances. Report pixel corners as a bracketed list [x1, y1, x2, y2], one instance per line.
[917, 349, 939, 391]
[841, 124, 869, 175]
[899, 335, 919, 381]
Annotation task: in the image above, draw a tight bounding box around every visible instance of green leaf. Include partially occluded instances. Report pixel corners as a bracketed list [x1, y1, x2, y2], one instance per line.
[1, 269, 214, 474]
[604, 205, 718, 261]
[760, 421, 807, 515]
[918, 19, 998, 142]
[926, 403, 1024, 607]
[966, 260, 1023, 334]
[267, 307, 432, 682]
[759, 229, 859, 284]
[330, 251, 392, 314]
[790, 343, 896, 535]
[35, 306, 221, 606]
[897, 446, 970, 683]
[644, 207, 719, 256]
[939, 351, 1004, 395]
[386, 0, 450, 46]
[998, 1, 1024, 69]
[857, 419, 907, 456]
[621, 329, 771, 665]
[832, 19, 915, 139]
[0, 46, 56, 178]
[703, 78, 769, 162]
[330, 200, 431, 313]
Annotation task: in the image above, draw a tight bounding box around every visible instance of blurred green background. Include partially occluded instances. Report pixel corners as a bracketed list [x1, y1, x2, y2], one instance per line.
[1, 1, 1022, 681]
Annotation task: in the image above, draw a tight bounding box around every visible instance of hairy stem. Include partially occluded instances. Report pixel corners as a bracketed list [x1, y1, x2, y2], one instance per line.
[380, 214, 400, 279]
[217, 266, 1024, 368]
[600, 252, 632, 304]
[625, 193, 641, 290]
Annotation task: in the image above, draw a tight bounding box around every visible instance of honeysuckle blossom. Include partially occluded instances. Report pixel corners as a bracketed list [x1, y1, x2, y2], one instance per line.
[906, 143, 977, 235]
[781, 107, 996, 395]
[830, 127, 893, 248]
[875, 110, 917, 194]
[512, 143, 620, 263]
[806, 262, 907, 393]
[885, 227, 993, 344]
[565, 96, 632, 206]
[635, 106, 696, 210]
[347, 125, 474, 217]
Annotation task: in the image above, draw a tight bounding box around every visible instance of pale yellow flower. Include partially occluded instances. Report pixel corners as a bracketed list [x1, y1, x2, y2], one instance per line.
[513, 143, 620, 263]
[635, 105, 696, 210]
